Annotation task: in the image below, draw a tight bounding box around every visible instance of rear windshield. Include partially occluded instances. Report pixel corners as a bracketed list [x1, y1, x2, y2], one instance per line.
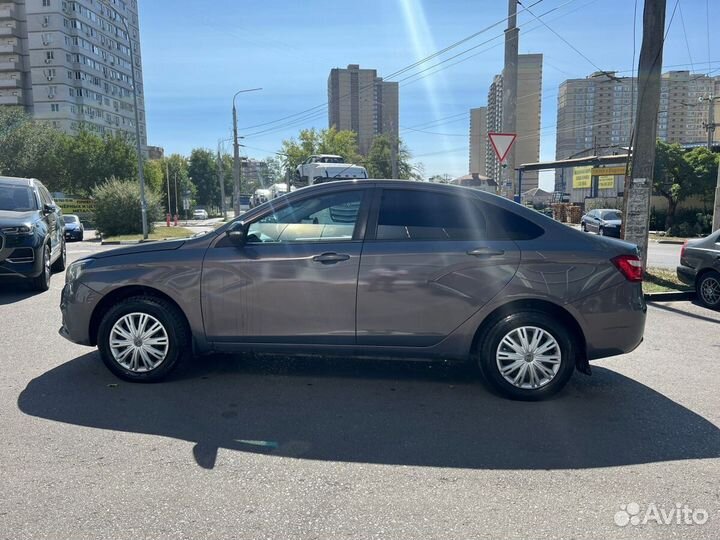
[602, 210, 622, 220]
[0, 185, 38, 212]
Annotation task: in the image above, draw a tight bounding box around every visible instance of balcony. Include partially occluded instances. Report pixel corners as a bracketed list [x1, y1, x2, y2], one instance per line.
[0, 25, 19, 37]
[0, 94, 21, 105]
[0, 43, 17, 54]
[0, 59, 18, 71]
[0, 77, 19, 88]
[0, 6, 15, 20]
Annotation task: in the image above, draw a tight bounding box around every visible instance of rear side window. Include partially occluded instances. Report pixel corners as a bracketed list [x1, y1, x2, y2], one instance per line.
[481, 203, 544, 241]
[376, 189, 486, 241]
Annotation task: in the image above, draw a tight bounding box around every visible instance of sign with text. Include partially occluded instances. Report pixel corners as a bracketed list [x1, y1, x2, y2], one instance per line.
[57, 198, 95, 216]
[488, 133, 517, 163]
[572, 166, 593, 189]
[598, 175, 616, 189]
[591, 166, 627, 176]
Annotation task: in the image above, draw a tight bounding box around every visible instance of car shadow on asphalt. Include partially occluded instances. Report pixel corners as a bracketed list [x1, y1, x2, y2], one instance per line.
[647, 300, 720, 324]
[0, 282, 44, 305]
[17, 352, 720, 471]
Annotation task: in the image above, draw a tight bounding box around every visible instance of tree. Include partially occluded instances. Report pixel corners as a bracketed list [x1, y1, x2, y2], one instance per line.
[143, 160, 165, 194]
[188, 148, 219, 209]
[0, 107, 68, 191]
[653, 141, 718, 230]
[365, 134, 419, 180]
[280, 127, 361, 177]
[162, 154, 193, 215]
[264, 156, 284, 185]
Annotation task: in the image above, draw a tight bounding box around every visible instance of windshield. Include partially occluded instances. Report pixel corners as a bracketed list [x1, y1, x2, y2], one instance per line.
[62, 216, 78, 224]
[0, 186, 38, 212]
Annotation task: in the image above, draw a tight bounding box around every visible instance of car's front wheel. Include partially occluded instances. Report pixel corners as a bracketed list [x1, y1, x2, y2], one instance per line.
[97, 296, 189, 382]
[696, 271, 720, 310]
[31, 243, 52, 292]
[51, 240, 66, 272]
[477, 311, 576, 400]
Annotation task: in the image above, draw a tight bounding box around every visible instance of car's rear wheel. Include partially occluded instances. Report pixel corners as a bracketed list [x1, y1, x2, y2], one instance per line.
[696, 271, 720, 310]
[477, 311, 576, 400]
[97, 296, 189, 382]
[31, 244, 51, 292]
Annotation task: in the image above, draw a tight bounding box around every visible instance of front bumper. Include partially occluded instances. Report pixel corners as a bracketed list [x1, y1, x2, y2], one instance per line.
[59, 281, 100, 346]
[64, 229, 83, 241]
[0, 244, 43, 279]
[676, 264, 696, 286]
[602, 227, 621, 238]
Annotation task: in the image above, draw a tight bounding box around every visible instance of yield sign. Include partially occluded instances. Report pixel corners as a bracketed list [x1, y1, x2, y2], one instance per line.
[488, 132, 517, 163]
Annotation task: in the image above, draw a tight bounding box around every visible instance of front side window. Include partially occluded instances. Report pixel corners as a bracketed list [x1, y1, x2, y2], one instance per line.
[375, 189, 486, 241]
[246, 190, 364, 243]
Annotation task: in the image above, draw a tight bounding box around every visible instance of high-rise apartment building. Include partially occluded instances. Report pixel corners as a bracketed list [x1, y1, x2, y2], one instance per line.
[328, 64, 399, 155]
[0, 0, 147, 146]
[469, 106, 487, 175]
[483, 54, 542, 191]
[555, 70, 720, 174]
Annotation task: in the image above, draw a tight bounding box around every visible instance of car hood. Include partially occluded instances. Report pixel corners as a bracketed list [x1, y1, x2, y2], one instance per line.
[0, 210, 37, 226]
[93, 239, 186, 259]
[64, 222, 80, 230]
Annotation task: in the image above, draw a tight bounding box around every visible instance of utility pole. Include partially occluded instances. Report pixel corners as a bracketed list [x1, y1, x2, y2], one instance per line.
[174, 172, 179, 218]
[217, 145, 226, 220]
[232, 88, 262, 217]
[622, 0, 666, 268]
[502, 0, 519, 200]
[700, 95, 720, 231]
[390, 119, 399, 178]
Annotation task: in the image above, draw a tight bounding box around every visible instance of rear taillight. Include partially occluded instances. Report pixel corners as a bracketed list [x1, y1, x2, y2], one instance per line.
[612, 254, 643, 282]
[680, 240, 688, 260]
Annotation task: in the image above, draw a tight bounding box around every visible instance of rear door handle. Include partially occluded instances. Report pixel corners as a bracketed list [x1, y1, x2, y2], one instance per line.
[467, 247, 505, 257]
[313, 252, 351, 264]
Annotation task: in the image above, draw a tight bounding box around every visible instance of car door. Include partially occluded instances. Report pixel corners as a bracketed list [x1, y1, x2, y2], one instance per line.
[201, 186, 371, 344]
[356, 187, 521, 347]
[37, 185, 61, 257]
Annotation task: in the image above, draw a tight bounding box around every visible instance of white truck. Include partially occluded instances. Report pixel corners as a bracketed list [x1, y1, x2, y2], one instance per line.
[294, 154, 368, 186]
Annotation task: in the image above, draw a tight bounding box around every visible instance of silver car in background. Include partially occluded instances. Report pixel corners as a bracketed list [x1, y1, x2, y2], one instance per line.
[677, 229, 720, 309]
[60, 180, 646, 400]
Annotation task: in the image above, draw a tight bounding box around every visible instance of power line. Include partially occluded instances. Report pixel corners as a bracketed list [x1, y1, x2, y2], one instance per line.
[239, 0, 546, 133]
[677, 1, 695, 75]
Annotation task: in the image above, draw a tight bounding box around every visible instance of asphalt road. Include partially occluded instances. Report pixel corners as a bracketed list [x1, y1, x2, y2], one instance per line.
[1, 238, 718, 540]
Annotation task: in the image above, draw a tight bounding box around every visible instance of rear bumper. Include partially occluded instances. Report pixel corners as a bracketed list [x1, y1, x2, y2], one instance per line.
[571, 281, 647, 360]
[676, 265, 696, 286]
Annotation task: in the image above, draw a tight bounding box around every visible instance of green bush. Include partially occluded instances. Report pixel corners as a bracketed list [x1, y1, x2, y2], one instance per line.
[651, 207, 713, 237]
[93, 177, 162, 236]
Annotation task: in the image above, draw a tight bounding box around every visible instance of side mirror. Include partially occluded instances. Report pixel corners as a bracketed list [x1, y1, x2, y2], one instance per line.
[43, 204, 56, 214]
[225, 222, 246, 246]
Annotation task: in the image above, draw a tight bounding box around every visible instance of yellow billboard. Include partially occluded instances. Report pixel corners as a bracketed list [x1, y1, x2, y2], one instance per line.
[572, 166, 592, 189]
[591, 166, 626, 176]
[598, 175, 616, 190]
[58, 198, 95, 215]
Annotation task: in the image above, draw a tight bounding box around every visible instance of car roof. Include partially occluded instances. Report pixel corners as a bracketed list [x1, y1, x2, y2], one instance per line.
[0, 176, 36, 187]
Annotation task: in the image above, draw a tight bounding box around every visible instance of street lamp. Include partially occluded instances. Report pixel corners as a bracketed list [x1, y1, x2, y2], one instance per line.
[232, 88, 262, 216]
[101, 1, 148, 238]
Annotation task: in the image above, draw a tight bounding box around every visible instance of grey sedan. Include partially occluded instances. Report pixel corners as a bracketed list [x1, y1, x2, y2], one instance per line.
[581, 209, 622, 237]
[677, 229, 720, 309]
[60, 180, 646, 400]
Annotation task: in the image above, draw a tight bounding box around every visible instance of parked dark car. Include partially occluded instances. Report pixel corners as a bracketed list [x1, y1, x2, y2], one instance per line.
[62, 214, 84, 242]
[677, 229, 720, 309]
[60, 180, 646, 400]
[581, 209, 622, 237]
[0, 177, 66, 291]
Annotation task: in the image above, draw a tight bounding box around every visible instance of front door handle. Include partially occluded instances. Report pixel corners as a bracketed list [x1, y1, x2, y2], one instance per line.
[467, 247, 505, 257]
[313, 252, 351, 264]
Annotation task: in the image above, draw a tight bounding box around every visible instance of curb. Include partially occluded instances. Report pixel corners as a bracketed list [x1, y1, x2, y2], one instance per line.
[655, 239, 687, 245]
[644, 290, 695, 302]
[100, 239, 158, 245]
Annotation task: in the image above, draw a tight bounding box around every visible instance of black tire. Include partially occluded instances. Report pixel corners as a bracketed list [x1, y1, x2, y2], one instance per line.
[51, 240, 66, 272]
[477, 311, 576, 401]
[581, 222, 587, 232]
[696, 271, 720, 310]
[598, 227, 605, 236]
[32, 243, 51, 292]
[97, 296, 190, 382]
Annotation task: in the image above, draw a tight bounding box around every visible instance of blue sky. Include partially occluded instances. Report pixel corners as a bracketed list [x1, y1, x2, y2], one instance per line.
[138, 0, 718, 189]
